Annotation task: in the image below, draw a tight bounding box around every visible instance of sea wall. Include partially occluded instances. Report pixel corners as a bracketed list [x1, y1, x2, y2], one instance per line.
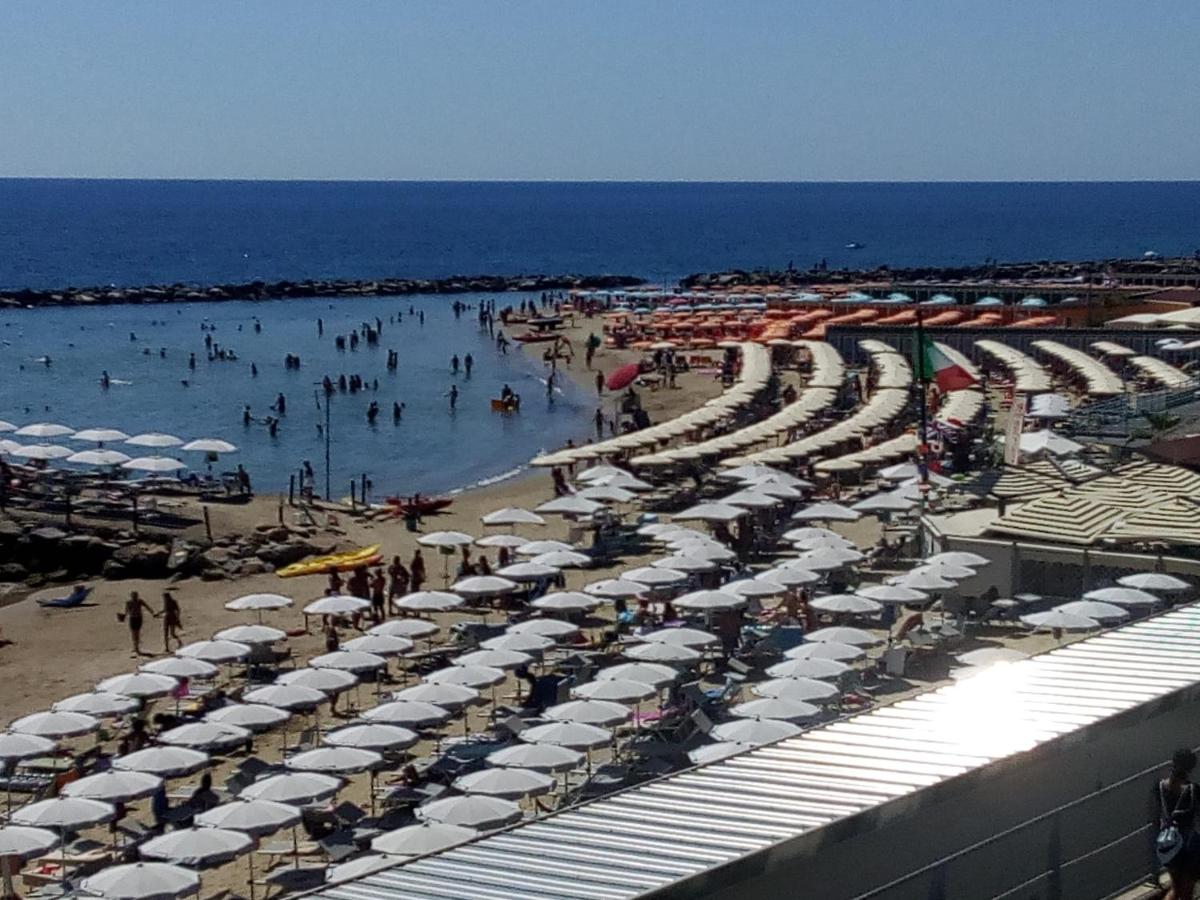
[0, 273, 644, 310]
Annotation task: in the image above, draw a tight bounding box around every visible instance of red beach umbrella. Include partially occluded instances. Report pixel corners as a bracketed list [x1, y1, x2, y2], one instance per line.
[606, 364, 641, 391]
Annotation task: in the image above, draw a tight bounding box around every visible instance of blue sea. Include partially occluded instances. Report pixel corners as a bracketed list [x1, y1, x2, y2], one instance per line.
[1, 179, 1199, 494]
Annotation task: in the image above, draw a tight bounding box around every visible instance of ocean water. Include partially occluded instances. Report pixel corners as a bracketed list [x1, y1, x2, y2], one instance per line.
[2, 179, 1199, 494]
[1, 180, 1199, 290]
[0, 294, 592, 495]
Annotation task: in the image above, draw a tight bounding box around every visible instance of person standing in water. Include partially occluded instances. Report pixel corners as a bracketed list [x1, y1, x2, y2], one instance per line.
[464, 354, 473, 378]
[451, 355, 460, 375]
[448, 384, 458, 411]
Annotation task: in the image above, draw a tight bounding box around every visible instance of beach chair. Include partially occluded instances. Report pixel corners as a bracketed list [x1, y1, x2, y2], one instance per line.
[37, 585, 92, 609]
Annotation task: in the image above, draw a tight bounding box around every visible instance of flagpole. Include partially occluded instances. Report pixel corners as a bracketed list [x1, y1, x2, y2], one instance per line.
[914, 307, 930, 557]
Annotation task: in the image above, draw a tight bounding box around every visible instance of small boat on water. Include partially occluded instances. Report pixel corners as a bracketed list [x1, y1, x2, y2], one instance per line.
[845, 242, 865, 250]
[384, 495, 454, 516]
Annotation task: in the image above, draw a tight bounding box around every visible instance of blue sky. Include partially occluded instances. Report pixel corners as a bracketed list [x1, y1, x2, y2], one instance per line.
[1, 1, 1197, 181]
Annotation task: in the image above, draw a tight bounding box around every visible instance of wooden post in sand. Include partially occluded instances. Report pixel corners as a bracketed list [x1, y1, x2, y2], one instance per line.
[203, 506, 213, 542]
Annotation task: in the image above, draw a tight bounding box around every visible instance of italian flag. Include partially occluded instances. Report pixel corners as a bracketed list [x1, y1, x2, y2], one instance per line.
[915, 333, 976, 392]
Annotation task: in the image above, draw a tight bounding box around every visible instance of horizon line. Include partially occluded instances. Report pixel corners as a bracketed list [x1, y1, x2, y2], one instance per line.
[2, 176, 1199, 186]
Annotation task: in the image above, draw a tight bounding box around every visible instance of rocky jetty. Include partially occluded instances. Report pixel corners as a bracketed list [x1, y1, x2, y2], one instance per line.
[682, 256, 1200, 289]
[0, 273, 645, 310]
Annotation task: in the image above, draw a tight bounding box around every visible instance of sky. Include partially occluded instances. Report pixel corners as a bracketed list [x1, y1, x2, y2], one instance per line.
[1, 1, 1198, 182]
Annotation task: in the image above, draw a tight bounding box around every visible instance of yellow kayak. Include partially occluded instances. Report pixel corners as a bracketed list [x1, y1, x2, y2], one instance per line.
[276, 544, 382, 578]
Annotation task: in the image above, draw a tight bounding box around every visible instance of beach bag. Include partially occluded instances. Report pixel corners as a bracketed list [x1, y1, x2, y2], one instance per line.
[1157, 781, 1194, 866]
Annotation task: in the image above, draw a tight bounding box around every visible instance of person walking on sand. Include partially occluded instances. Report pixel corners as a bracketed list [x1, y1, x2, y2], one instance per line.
[387, 556, 409, 613]
[447, 384, 458, 411]
[122, 591, 158, 657]
[369, 569, 387, 622]
[410, 549, 426, 592]
[595, 371, 605, 395]
[161, 591, 183, 651]
[594, 408, 605, 439]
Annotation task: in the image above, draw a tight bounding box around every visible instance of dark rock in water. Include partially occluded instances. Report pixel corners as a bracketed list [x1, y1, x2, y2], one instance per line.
[29, 526, 68, 542]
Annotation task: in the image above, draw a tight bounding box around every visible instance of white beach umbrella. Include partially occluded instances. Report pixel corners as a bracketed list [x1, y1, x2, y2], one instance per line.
[596, 662, 678, 689]
[417, 531, 475, 548]
[793, 534, 855, 551]
[1018, 430, 1083, 456]
[452, 575, 519, 597]
[303, 595, 371, 616]
[535, 496, 604, 516]
[782, 526, 845, 542]
[395, 590, 464, 613]
[213, 624, 286, 644]
[205, 704, 291, 732]
[310, 650, 387, 673]
[141, 827, 251, 867]
[486, 743, 583, 772]
[584, 578, 649, 600]
[224, 593, 293, 614]
[370, 619, 440, 639]
[80, 862, 198, 900]
[728, 578, 787, 599]
[925, 551, 989, 568]
[688, 742, 750, 765]
[784, 641, 867, 662]
[624, 566, 687, 587]
[195, 799, 300, 836]
[139, 658, 219, 680]
[424, 665, 505, 689]
[507, 618, 579, 639]
[811, 594, 881, 615]
[530, 550, 592, 568]
[766, 656, 851, 680]
[792, 502, 862, 522]
[571, 679, 656, 703]
[12, 444, 74, 461]
[0, 421, 13, 433]
[370, 822, 477, 856]
[890, 569, 956, 591]
[176, 640, 250, 663]
[856, 584, 929, 604]
[653, 554, 717, 573]
[238, 773, 341, 806]
[122, 456, 187, 473]
[481, 632, 555, 655]
[674, 542, 737, 562]
[1052, 600, 1129, 623]
[654, 526, 711, 544]
[342, 634, 414, 656]
[851, 492, 915, 513]
[0, 439, 22, 455]
[955, 648, 1030, 667]
[495, 562, 560, 582]
[11, 711, 98, 738]
[672, 503, 748, 523]
[576, 464, 628, 482]
[287, 747, 382, 775]
[125, 433, 183, 449]
[590, 472, 653, 491]
[481, 507, 545, 527]
[67, 449, 132, 466]
[325, 724, 417, 752]
[752, 677, 841, 703]
[578, 485, 637, 503]
[95, 672, 178, 699]
[544, 699, 629, 727]
[276, 668, 358, 694]
[180, 439, 238, 454]
[800, 545, 865, 567]
[14, 423, 73, 439]
[0, 825, 58, 859]
[159, 722, 251, 752]
[13, 797, 114, 830]
[392, 683, 480, 710]
[417, 795, 522, 830]
[1020, 610, 1100, 631]
[723, 490, 781, 509]
[63, 770, 161, 803]
[520, 721, 612, 750]
[475, 533, 530, 549]
[643, 627, 718, 648]
[453, 648, 532, 670]
[242, 683, 328, 710]
[920, 561, 975, 579]
[711, 718, 801, 745]
[804, 626, 880, 646]
[326, 854, 399, 882]
[453, 767, 555, 800]
[1083, 586, 1162, 607]
[0, 733, 54, 761]
[673, 589, 745, 611]
[362, 700, 452, 728]
[532, 591, 598, 613]
[764, 567, 821, 588]
[1117, 573, 1190, 593]
[744, 479, 803, 500]
[114, 747, 208, 778]
[52, 692, 140, 717]
[623, 642, 702, 664]
[729, 697, 821, 723]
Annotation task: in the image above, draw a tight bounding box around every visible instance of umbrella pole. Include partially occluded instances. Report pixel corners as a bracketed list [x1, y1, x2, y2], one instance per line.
[292, 826, 299, 870]
[369, 771, 376, 817]
[2, 855, 13, 900]
[248, 844, 255, 900]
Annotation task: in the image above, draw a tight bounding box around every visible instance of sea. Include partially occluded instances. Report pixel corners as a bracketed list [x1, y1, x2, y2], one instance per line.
[1, 179, 1199, 495]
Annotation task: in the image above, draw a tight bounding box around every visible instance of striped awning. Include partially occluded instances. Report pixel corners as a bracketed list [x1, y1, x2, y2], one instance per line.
[987, 494, 1125, 545]
[1113, 461, 1200, 495]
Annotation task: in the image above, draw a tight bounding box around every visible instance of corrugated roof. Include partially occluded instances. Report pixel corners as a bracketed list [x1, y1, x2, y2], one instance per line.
[987, 493, 1125, 545]
[309, 606, 1200, 900]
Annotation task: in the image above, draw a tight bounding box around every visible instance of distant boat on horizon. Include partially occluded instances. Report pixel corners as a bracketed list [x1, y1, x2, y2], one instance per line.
[846, 242, 864, 250]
